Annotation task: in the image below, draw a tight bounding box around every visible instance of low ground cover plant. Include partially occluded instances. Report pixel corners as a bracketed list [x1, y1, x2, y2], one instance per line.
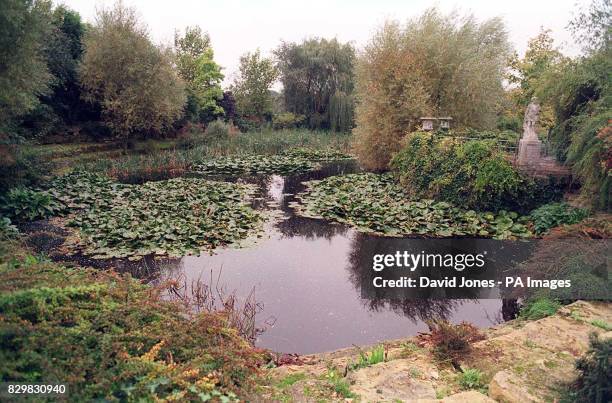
[458, 368, 485, 391]
[292, 173, 532, 239]
[390, 132, 562, 213]
[0, 187, 65, 222]
[519, 298, 561, 320]
[530, 202, 590, 234]
[0, 242, 265, 401]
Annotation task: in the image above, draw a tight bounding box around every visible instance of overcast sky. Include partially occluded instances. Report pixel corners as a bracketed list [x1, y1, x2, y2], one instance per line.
[59, 0, 585, 86]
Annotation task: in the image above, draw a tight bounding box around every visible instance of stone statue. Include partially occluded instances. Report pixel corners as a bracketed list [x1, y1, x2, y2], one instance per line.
[517, 97, 543, 166]
[522, 97, 540, 140]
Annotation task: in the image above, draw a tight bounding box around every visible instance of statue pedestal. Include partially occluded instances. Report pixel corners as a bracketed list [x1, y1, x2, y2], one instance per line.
[517, 138, 542, 167]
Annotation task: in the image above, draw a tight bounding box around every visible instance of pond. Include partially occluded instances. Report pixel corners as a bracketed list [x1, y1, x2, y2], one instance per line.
[144, 162, 515, 354]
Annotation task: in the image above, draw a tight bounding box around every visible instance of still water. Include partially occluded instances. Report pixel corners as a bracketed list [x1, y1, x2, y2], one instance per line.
[148, 162, 509, 354]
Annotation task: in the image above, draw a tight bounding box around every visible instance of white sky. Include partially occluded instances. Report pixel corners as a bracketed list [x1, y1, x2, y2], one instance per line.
[58, 0, 587, 87]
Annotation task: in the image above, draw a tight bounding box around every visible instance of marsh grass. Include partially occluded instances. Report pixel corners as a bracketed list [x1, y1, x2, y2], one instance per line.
[76, 129, 351, 182]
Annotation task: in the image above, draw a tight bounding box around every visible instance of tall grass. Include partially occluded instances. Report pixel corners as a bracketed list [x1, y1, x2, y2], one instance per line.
[76, 129, 351, 182]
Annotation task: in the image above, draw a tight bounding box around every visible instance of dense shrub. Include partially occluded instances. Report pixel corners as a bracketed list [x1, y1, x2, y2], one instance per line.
[0, 147, 49, 194]
[0, 245, 265, 401]
[530, 202, 590, 234]
[204, 119, 230, 140]
[353, 10, 510, 170]
[391, 133, 529, 212]
[272, 112, 305, 130]
[425, 320, 485, 363]
[571, 333, 611, 403]
[0, 187, 64, 222]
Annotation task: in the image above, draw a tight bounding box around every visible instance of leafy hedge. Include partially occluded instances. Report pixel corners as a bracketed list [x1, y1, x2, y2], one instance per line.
[390, 132, 562, 213]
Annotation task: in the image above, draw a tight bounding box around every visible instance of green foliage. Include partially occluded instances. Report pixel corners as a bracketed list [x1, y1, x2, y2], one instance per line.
[0, 143, 51, 193]
[0, 0, 52, 126]
[353, 9, 511, 170]
[0, 217, 19, 239]
[275, 38, 355, 131]
[458, 368, 485, 391]
[324, 367, 355, 399]
[573, 333, 611, 403]
[47, 174, 263, 259]
[277, 373, 307, 388]
[292, 173, 532, 239]
[350, 344, 385, 370]
[590, 319, 612, 331]
[192, 155, 317, 175]
[204, 119, 230, 140]
[391, 133, 531, 212]
[530, 202, 590, 234]
[79, 2, 186, 140]
[519, 298, 561, 320]
[232, 50, 278, 122]
[0, 187, 64, 222]
[537, 1, 611, 210]
[21, 4, 94, 138]
[273, 112, 305, 130]
[0, 248, 264, 401]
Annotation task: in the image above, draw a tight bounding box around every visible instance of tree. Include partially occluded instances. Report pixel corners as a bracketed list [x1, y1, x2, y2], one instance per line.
[22, 5, 98, 138]
[0, 0, 52, 129]
[79, 2, 185, 144]
[537, 0, 611, 209]
[506, 29, 566, 131]
[174, 26, 223, 123]
[231, 50, 278, 122]
[353, 9, 511, 170]
[274, 38, 355, 131]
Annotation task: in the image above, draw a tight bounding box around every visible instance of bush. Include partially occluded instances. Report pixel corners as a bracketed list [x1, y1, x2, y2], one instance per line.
[272, 112, 305, 130]
[391, 133, 528, 212]
[530, 202, 590, 234]
[425, 320, 485, 363]
[204, 119, 230, 139]
[572, 333, 611, 403]
[519, 298, 561, 320]
[0, 246, 265, 401]
[0, 217, 18, 239]
[0, 142, 51, 193]
[0, 188, 65, 222]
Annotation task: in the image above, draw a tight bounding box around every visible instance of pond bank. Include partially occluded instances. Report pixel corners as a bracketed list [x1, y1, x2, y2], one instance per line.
[262, 300, 612, 402]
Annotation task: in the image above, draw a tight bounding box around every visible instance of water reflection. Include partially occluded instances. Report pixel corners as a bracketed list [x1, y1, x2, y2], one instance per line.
[148, 163, 505, 353]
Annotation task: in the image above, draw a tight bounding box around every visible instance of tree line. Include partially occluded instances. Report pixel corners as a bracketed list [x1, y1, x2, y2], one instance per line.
[2, 0, 609, 209]
[1, 0, 358, 145]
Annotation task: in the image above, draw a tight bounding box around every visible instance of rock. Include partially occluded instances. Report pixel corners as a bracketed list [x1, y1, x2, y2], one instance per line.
[349, 359, 436, 402]
[442, 391, 496, 402]
[489, 371, 538, 403]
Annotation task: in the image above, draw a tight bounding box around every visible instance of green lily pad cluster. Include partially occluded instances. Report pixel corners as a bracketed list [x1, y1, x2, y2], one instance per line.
[47, 172, 263, 259]
[291, 173, 532, 239]
[281, 148, 353, 162]
[192, 155, 318, 175]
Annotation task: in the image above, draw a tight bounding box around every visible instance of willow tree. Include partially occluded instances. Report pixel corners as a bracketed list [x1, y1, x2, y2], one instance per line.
[79, 2, 185, 144]
[274, 38, 355, 131]
[353, 9, 511, 170]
